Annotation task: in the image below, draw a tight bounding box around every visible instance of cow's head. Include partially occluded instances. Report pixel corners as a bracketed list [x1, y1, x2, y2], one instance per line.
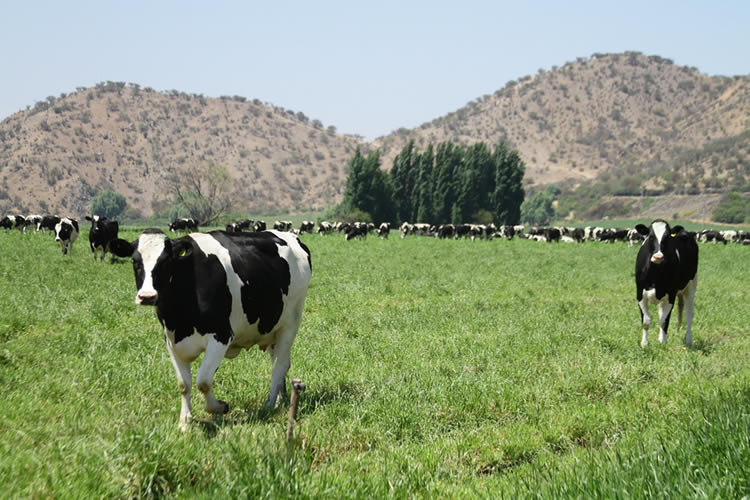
[54, 220, 73, 243]
[86, 215, 107, 235]
[110, 229, 193, 306]
[635, 220, 685, 265]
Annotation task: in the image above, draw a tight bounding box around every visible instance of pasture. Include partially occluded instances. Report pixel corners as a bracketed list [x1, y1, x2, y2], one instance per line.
[1, 228, 749, 497]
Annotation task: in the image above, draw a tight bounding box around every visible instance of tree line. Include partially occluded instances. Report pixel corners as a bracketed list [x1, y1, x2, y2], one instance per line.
[339, 140, 526, 225]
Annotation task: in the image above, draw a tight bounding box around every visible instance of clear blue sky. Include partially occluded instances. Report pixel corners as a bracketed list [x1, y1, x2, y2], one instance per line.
[1, 1, 748, 140]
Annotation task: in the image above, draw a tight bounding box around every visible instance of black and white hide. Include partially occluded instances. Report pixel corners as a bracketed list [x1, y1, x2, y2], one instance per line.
[110, 229, 312, 430]
[85, 215, 120, 262]
[54, 218, 79, 255]
[634, 220, 698, 348]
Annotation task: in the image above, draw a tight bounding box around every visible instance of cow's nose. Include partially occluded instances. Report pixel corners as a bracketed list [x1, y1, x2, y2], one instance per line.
[136, 292, 158, 305]
[651, 252, 664, 264]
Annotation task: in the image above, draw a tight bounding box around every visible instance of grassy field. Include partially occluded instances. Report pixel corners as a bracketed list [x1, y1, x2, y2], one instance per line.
[1, 227, 749, 498]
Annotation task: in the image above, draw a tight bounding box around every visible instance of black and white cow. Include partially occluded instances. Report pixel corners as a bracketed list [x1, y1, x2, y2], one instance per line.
[0, 215, 26, 232]
[169, 218, 198, 233]
[54, 218, 79, 255]
[38, 215, 61, 233]
[226, 219, 253, 232]
[24, 215, 43, 232]
[85, 215, 120, 262]
[634, 220, 699, 348]
[110, 229, 312, 430]
[298, 221, 314, 234]
[253, 220, 267, 232]
[377, 222, 391, 239]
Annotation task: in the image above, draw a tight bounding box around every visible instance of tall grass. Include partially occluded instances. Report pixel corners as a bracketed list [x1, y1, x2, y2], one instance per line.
[0, 229, 748, 497]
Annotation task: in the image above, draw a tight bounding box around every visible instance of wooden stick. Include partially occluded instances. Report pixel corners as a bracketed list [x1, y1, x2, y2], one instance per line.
[286, 378, 306, 459]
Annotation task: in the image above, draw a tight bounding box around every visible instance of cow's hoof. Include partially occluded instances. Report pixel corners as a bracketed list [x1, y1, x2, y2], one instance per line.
[209, 400, 229, 414]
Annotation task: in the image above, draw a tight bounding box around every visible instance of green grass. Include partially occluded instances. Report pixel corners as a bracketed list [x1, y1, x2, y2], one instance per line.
[1, 229, 749, 497]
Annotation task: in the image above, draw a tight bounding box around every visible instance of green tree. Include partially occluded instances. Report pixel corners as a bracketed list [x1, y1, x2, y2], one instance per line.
[492, 144, 525, 224]
[342, 147, 394, 223]
[90, 190, 127, 219]
[520, 186, 558, 225]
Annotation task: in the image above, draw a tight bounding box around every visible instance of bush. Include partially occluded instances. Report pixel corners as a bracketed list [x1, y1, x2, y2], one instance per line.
[712, 192, 749, 223]
[91, 190, 127, 219]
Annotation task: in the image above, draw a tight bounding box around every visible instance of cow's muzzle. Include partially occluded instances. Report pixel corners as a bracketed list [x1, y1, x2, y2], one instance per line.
[650, 252, 664, 264]
[136, 292, 158, 306]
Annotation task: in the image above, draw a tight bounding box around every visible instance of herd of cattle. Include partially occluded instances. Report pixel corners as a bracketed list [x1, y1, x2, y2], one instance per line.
[0, 211, 743, 429]
[2, 214, 749, 260]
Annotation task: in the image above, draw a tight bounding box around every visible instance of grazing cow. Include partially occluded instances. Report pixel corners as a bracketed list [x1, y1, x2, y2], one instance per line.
[85, 215, 120, 262]
[378, 222, 391, 239]
[24, 215, 43, 232]
[0, 215, 26, 232]
[54, 218, 79, 255]
[37, 215, 61, 233]
[634, 220, 698, 348]
[110, 229, 312, 430]
[169, 218, 198, 233]
[454, 224, 471, 239]
[345, 222, 368, 240]
[317, 221, 333, 235]
[253, 220, 267, 232]
[627, 228, 645, 247]
[498, 225, 516, 240]
[400, 222, 413, 238]
[437, 224, 455, 239]
[698, 230, 727, 244]
[298, 221, 315, 234]
[226, 219, 253, 232]
[571, 227, 585, 243]
[273, 220, 293, 232]
[543, 227, 561, 243]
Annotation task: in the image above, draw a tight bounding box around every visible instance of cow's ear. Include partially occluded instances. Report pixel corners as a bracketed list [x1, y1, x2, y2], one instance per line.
[671, 225, 685, 236]
[635, 224, 649, 236]
[172, 240, 193, 260]
[85, 216, 92, 221]
[109, 238, 135, 258]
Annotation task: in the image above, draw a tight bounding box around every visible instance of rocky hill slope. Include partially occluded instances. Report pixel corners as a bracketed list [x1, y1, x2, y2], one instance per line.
[1, 52, 748, 218]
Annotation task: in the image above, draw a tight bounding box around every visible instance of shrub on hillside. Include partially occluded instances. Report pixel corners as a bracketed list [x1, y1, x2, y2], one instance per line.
[712, 192, 749, 223]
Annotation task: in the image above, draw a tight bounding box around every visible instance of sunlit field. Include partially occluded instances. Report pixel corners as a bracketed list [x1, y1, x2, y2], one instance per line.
[1, 227, 748, 497]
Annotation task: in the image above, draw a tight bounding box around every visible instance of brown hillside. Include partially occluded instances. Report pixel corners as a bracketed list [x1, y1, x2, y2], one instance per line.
[1, 52, 749, 219]
[0, 83, 362, 217]
[374, 52, 750, 194]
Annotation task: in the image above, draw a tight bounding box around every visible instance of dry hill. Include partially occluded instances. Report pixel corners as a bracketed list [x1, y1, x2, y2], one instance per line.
[1, 52, 749, 219]
[0, 82, 362, 217]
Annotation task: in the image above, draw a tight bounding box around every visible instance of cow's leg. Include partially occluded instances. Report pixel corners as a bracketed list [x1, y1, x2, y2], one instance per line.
[683, 278, 697, 346]
[638, 296, 651, 348]
[165, 334, 193, 431]
[657, 298, 674, 344]
[196, 335, 230, 415]
[265, 306, 303, 407]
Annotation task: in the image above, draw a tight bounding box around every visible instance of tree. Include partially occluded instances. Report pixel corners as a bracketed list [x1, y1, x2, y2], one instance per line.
[164, 162, 235, 226]
[91, 190, 127, 219]
[342, 147, 394, 223]
[520, 186, 558, 225]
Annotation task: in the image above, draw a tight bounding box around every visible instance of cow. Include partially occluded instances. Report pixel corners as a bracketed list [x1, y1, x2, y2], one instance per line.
[37, 215, 61, 233]
[54, 218, 79, 255]
[345, 222, 368, 240]
[0, 215, 26, 233]
[317, 221, 333, 235]
[437, 224, 455, 239]
[273, 220, 293, 232]
[454, 224, 471, 239]
[226, 219, 253, 232]
[85, 215, 119, 262]
[571, 227, 585, 243]
[298, 221, 314, 234]
[169, 218, 198, 233]
[253, 220, 267, 232]
[109, 228, 312, 430]
[24, 215, 43, 232]
[698, 230, 727, 244]
[634, 220, 699, 348]
[377, 222, 391, 239]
